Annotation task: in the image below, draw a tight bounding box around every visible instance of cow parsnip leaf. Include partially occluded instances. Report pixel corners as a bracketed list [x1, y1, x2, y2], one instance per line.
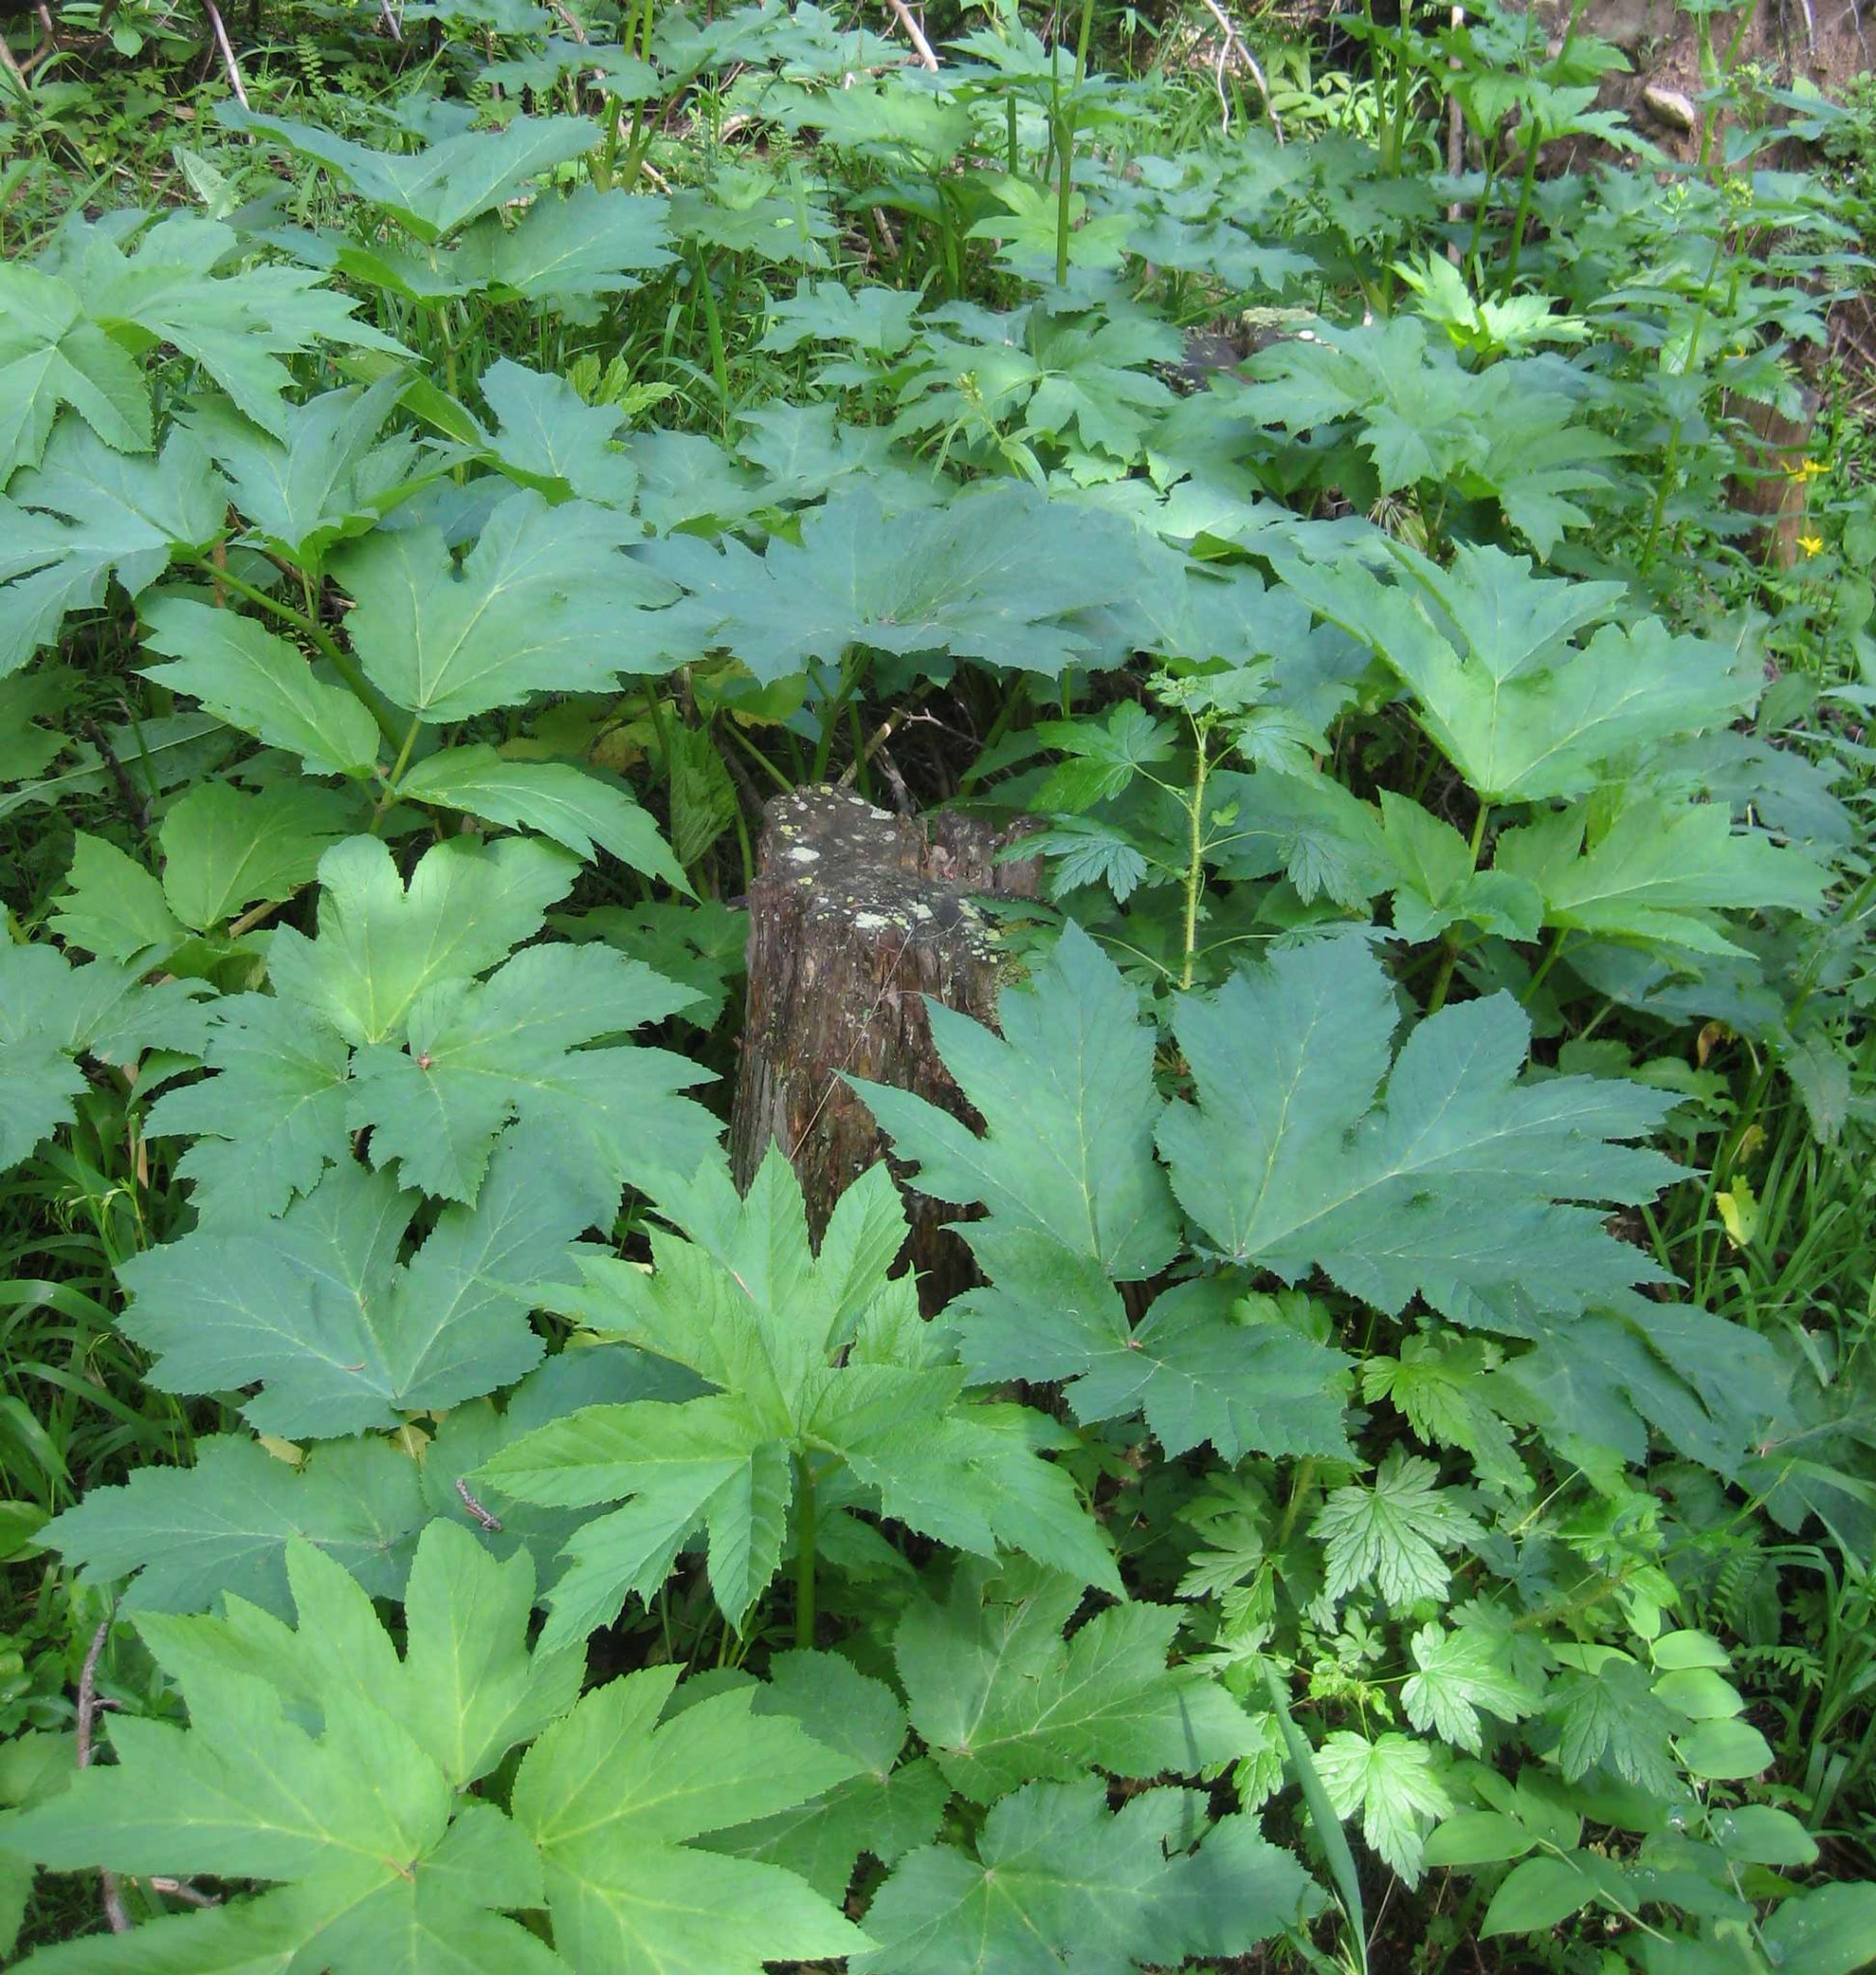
[398, 746, 688, 891]
[156, 780, 352, 933]
[0, 263, 149, 481]
[0, 419, 223, 677]
[46, 833, 185, 964]
[333, 490, 688, 720]
[484, 1154, 1117, 1646]
[1277, 540, 1754, 801]
[853, 1778, 1314, 1975]
[1157, 931, 1681, 1331]
[223, 109, 600, 242]
[697, 1649, 949, 1901]
[0, 942, 206, 1169]
[470, 359, 640, 507]
[456, 184, 675, 303]
[510, 1663, 868, 1975]
[855, 920, 1180, 1283]
[268, 834, 578, 1047]
[646, 484, 1150, 683]
[139, 596, 382, 780]
[115, 1130, 593, 1437]
[8, 1525, 592, 1973]
[895, 1557, 1257, 1804]
[183, 375, 430, 565]
[1495, 796, 1827, 958]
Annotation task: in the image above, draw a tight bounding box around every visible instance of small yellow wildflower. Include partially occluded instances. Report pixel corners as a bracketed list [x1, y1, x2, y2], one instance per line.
[1798, 533, 1825, 556]
[1782, 456, 1828, 481]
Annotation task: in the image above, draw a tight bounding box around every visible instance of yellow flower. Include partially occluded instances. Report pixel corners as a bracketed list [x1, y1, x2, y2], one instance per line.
[1798, 533, 1825, 556]
[1783, 457, 1827, 481]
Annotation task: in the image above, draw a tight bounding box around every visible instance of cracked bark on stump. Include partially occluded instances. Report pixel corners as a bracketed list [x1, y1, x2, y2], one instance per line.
[729, 786, 1037, 1310]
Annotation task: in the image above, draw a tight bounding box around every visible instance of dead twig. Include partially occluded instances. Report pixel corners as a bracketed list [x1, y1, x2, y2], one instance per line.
[454, 1476, 503, 1532]
[884, 0, 938, 71]
[1196, 0, 1283, 144]
[78, 1622, 130, 1935]
[201, 0, 250, 108]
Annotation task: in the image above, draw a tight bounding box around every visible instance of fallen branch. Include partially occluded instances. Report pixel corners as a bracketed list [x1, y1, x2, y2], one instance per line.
[1196, 0, 1282, 144]
[884, 0, 938, 71]
[77, 1622, 130, 1935]
[202, 0, 250, 108]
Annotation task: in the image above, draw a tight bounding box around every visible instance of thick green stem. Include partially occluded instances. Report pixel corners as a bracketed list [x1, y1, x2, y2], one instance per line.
[794, 1453, 817, 1649]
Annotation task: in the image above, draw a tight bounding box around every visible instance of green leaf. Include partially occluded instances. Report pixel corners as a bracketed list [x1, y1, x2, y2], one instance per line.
[116, 1130, 594, 1436]
[44, 1433, 423, 1617]
[398, 746, 688, 891]
[510, 1664, 867, 1975]
[1401, 1620, 1540, 1752]
[184, 375, 428, 564]
[224, 110, 600, 242]
[1675, 1718, 1773, 1780]
[157, 781, 351, 933]
[333, 490, 686, 721]
[1314, 1451, 1482, 1610]
[1481, 1853, 1603, 1936]
[1547, 1649, 1681, 1796]
[457, 184, 675, 303]
[487, 1155, 1116, 1643]
[1380, 791, 1543, 943]
[0, 262, 150, 480]
[0, 942, 205, 1168]
[1279, 541, 1754, 801]
[1759, 1882, 1876, 1975]
[48, 833, 185, 963]
[140, 596, 383, 779]
[894, 1557, 1257, 1804]
[1315, 1730, 1452, 1883]
[1495, 797, 1828, 957]
[1362, 1335, 1529, 1492]
[1422, 1810, 1535, 1867]
[10, 1524, 574, 1973]
[1157, 931, 1680, 1331]
[698, 1650, 948, 1901]
[853, 1777, 1313, 1975]
[647, 484, 1152, 683]
[1, 419, 223, 676]
[855, 921, 1181, 1283]
[471, 359, 639, 506]
[267, 834, 578, 1047]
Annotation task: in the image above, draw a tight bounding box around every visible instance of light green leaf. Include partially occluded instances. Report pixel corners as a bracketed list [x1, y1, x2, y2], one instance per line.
[895, 1557, 1257, 1804]
[1315, 1730, 1451, 1883]
[457, 184, 675, 303]
[1314, 1451, 1482, 1610]
[140, 596, 383, 779]
[48, 833, 186, 962]
[1401, 1621, 1540, 1753]
[399, 745, 688, 890]
[0, 262, 150, 480]
[853, 1778, 1313, 1975]
[333, 490, 686, 721]
[158, 780, 351, 933]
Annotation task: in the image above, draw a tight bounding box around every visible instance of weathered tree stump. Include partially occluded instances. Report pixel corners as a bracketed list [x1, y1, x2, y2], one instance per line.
[729, 786, 1037, 1308]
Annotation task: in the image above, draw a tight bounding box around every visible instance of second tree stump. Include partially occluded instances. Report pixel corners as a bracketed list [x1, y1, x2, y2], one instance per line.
[728, 786, 1035, 1305]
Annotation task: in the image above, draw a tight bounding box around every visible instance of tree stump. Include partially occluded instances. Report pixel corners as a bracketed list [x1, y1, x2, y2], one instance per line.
[729, 786, 1037, 1308]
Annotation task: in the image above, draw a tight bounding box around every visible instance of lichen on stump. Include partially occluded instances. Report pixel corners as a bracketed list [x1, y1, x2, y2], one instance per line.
[728, 785, 1036, 1307]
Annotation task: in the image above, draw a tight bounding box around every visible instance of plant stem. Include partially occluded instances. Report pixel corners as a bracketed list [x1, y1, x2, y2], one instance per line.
[1179, 726, 1211, 992]
[794, 1452, 817, 1649]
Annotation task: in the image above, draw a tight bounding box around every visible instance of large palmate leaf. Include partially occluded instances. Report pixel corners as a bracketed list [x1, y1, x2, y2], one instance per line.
[115, 1129, 594, 1437]
[482, 1153, 1118, 1649]
[854, 921, 1180, 1283]
[697, 1650, 948, 1902]
[510, 1664, 866, 1975]
[894, 1557, 1258, 1803]
[139, 597, 383, 780]
[470, 359, 640, 507]
[223, 110, 600, 241]
[183, 375, 431, 565]
[1494, 796, 1827, 957]
[853, 1778, 1314, 1975]
[0, 942, 207, 1170]
[7, 1524, 573, 1974]
[645, 483, 1151, 682]
[0, 419, 224, 676]
[455, 184, 675, 303]
[332, 489, 690, 720]
[1277, 540, 1754, 801]
[0, 263, 148, 481]
[858, 928, 1349, 1461]
[397, 746, 687, 891]
[1157, 931, 1681, 1332]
